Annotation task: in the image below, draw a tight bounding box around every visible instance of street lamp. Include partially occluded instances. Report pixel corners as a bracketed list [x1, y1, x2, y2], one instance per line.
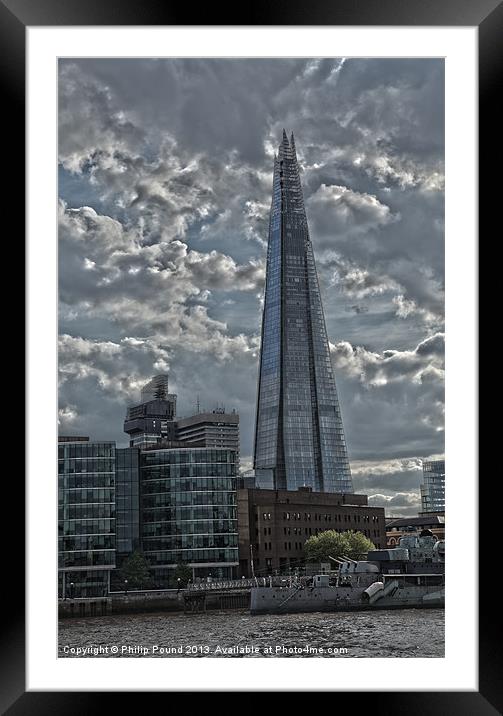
[177, 577, 181, 593]
[69, 582, 74, 600]
[124, 579, 128, 595]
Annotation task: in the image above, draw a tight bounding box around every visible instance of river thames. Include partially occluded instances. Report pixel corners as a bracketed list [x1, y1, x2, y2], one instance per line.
[59, 608, 444, 658]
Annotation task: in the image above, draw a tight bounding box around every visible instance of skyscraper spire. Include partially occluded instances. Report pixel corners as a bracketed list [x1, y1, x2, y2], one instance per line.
[254, 133, 353, 494]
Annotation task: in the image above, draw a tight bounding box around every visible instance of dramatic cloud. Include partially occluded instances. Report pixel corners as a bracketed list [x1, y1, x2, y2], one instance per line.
[58, 58, 445, 517]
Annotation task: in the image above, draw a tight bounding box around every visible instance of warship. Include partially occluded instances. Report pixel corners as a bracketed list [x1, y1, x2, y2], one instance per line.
[250, 530, 445, 615]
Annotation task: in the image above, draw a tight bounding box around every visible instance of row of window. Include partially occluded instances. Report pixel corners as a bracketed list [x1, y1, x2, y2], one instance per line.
[141, 464, 237, 478]
[59, 505, 115, 520]
[58, 444, 115, 459]
[60, 535, 115, 551]
[142, 548, 238, 565]
[141, 478, 236, 493]
[142, 450, 236, 465]
[276, 512, 380, 523]
[142, 520, 237, 537]
[142, 534, 238, 550]
[59, 519, 114, 536]
[59, 459, 115, 474]
[142, 506, 237, 523]
[59, 550, 116, 568]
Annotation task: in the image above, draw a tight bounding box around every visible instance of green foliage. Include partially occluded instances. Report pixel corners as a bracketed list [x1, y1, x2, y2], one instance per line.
[304, 530, 375, 563]
[118, 550, 152, 589]
[173, 563, 192, 588]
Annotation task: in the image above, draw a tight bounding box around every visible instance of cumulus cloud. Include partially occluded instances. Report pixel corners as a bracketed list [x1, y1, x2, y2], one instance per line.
[307, 184, 397, 243]
[58, 58, 445, 505]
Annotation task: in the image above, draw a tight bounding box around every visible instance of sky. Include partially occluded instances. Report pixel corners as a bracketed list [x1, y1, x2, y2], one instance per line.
[58, 58, 445, 518]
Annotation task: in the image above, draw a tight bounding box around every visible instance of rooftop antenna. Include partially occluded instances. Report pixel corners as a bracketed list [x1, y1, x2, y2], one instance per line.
[196, 394, 200, 414]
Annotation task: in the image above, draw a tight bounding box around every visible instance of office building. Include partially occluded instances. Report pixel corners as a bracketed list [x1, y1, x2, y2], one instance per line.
[254, 131, 353, 493]
[176, 409, 239, 464]
[420, 459, 445, 513]
[140, 447, 239, 586]
[124, 374, 177, 448]
[58, 438, 116, 598]
[237, 487, 385, 577]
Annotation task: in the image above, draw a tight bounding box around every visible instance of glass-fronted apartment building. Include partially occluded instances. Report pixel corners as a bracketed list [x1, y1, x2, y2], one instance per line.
[420, 459, 445, 513]
[140, 447, 238, 586]
[254, 131, 353, 494]
[58, 440, 116, 598]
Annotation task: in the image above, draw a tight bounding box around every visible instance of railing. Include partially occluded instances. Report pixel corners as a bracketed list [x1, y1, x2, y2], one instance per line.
[185, 577, 299, 591]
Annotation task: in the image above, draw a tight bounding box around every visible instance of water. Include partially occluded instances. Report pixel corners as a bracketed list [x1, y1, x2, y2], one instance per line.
[59, 608, 444, 658]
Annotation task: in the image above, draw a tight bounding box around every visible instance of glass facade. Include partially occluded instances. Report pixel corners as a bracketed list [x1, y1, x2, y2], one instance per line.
[115, 448, 140, 559]
[58, 440, 116, 598]
[420, 460, 445, 513]
[254, 131, 353, 493]
[140, 447, 238, 585]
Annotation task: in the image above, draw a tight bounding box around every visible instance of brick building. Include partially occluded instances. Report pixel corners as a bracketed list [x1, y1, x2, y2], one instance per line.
[237, 487, 386, 577]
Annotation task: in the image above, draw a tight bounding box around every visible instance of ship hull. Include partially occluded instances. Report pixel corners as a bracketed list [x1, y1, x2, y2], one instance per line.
[250, 584, 444, 615]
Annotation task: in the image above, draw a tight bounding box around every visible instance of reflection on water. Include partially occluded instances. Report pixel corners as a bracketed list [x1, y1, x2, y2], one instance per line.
[59, 608, 444, 658]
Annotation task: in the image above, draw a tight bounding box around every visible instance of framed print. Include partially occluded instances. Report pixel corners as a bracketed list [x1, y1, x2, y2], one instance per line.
[3, 0, 496, 710]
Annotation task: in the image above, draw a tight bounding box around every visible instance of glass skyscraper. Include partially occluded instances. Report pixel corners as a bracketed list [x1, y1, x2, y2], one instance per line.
[254, 131, 353, 494]
[420, 459, 445, 513]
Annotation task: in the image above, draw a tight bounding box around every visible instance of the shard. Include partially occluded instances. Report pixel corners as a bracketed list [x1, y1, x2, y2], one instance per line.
[253, 131, 353, 493]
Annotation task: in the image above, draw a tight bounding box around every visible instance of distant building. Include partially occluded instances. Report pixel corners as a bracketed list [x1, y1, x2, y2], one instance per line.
[237, 487, 386, 578]
[140, 447, 239, 585]
[124, 376, 240, 462]
[58, 438, 116, 598]
[420, 459, 445, 513]
[124, 375, 177, 448]
[386, 514, 445, 546]
[176, 409, 239, 464]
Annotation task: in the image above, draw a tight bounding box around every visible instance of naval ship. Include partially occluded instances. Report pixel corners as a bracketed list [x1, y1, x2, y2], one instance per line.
[250, 530, 445, 615]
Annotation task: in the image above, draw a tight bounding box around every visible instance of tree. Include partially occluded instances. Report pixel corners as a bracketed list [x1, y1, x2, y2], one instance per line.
[117, 550, 152, 590]
[304, 530, 375, 563]
[343, 530, 376, 560]
[173, 563, 192, 588]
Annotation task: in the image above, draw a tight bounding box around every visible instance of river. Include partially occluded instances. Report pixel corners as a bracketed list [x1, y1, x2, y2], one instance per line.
[59, 608, 444, 658]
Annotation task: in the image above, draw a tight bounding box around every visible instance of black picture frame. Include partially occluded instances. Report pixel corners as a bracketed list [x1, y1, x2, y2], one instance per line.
[5, 0, 495, 710]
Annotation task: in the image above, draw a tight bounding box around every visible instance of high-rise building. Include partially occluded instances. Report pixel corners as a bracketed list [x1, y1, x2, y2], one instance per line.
[254, 131, 353, 493]
[58, 438, 116, 598]
[124, 375, 177, 448]
[176, 409, 239, 464]
[420, 460, 445, 513]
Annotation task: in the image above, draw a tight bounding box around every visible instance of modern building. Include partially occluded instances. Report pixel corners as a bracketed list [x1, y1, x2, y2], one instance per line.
[58, 438, 116, 598]
[420, 459, 445, 513]
[254, 131, 353, 493]
[140, 447, 239, 586]
[237, 487, 386, 577]
[124, 375, 177, 449]
[124, 375, 240, 462]
[386, 514, 445, 546]
[176, 409, 239, 464]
